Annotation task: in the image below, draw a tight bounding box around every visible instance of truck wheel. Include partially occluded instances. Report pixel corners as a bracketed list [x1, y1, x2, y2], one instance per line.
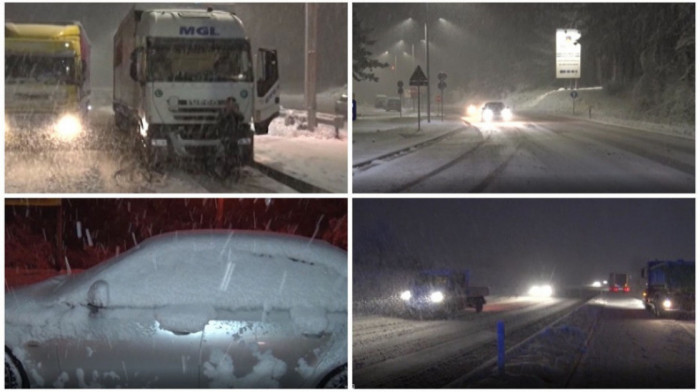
[254, 120, 270, 135]
[475, 300, 484, 313]
[653, 297, 665, 318]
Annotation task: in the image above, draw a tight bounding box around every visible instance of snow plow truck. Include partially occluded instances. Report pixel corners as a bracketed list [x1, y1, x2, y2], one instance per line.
[641, 260, 694, 318]
[400, 269, 489, 318]
[113, 6, 280, 172]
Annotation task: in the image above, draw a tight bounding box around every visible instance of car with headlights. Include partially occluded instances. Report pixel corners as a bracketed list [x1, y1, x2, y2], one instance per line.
[400, 269, 488, 318]
[481, 101, 512, 122]
[5, 230, 347, 388]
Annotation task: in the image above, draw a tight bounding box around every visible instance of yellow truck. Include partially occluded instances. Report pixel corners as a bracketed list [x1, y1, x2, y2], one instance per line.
[5, 22, 91, 143]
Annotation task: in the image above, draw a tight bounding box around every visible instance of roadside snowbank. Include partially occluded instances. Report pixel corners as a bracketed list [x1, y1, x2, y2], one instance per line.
[510, 88, 694, 138]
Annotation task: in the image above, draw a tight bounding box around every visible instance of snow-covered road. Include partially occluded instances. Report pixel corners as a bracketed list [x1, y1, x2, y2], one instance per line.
[449, 292, 694, 388]
[352, 111, 694, 193]
[352, 296, 584, 388]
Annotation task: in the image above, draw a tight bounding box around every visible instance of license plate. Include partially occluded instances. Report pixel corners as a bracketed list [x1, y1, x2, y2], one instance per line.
[151, 139, 167, 147]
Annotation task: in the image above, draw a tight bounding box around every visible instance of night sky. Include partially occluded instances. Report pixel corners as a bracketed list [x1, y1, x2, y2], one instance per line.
[353, 3, 693, 103]
[5, 198, 347, 282]
[5, 3, 347, 90]
[353, 199, 694, 292]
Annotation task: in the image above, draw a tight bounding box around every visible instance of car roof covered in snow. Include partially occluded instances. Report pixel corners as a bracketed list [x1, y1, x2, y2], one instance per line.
[7, 230, 347, 314]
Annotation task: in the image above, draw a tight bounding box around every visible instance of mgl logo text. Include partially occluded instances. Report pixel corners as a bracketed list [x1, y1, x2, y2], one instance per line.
[179, 26, 220, 36]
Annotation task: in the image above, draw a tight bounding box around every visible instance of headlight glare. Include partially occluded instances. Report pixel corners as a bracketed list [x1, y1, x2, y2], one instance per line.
[483, 109, 494, 121]
[663, 299, 672, 309]
[502, 108, 513, 121]
[55, 114, 82, 141]
[400, 290, 411, 301]
[430, 291, 444, 303]
[528, 284, 553, 298]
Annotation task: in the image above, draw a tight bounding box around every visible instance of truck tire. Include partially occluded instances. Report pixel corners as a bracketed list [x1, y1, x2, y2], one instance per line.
[475, 299, 484, 313]
[653, 297, 665, 318]
[254, 119, 271, 135]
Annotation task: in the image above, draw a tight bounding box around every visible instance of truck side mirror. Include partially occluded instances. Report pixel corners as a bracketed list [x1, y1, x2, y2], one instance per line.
[129, 50, 138, 82]
[129, 48, 146, 85]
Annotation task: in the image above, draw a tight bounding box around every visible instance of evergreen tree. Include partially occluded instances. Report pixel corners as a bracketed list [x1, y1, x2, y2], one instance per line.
[353, 12, 388, 82]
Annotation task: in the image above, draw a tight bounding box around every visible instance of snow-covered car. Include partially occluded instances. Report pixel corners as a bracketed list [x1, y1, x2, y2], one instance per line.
[481, 101, 512, 122]
[374, 94, 387, 109]
[5, 230, 347, 388]
[385, 97, 402, 112]
[335, 93, 348, 119]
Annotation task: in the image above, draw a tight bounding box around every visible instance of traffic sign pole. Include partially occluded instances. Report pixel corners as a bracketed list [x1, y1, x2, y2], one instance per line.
[409, 66, 429, 132]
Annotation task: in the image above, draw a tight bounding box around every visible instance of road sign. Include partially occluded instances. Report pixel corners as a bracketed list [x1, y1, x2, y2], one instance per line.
[409, 86, 418, 98]
[556, 29, 581, 79]
[397, 81, 404, 88]
[436, 95, 442, 103]
[438, 81, 446, 90]
[409, 66, 428, 86]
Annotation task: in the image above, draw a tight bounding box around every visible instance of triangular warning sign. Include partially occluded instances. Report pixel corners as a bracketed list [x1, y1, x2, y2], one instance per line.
[409, 66, 428, 86]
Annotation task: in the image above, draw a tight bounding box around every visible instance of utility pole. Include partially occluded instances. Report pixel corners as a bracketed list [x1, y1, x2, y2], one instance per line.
[425, 3, 431, 123]
[305, 3, 318, 130]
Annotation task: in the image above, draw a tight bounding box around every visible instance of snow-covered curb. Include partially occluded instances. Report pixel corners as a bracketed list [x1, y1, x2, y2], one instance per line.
[511, 88, 694, 138]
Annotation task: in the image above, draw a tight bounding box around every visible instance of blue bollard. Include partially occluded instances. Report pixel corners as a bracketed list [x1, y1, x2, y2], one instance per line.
[497, 320, 505, 375]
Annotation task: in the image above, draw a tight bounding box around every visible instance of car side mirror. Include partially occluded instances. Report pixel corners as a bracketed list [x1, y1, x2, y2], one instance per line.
[87, 280, 110, 310]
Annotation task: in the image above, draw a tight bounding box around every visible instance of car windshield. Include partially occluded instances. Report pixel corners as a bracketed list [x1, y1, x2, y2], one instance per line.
[147, 38, 253, 82]
[485, 102, 505, 111]
[5, 54, 77, 85]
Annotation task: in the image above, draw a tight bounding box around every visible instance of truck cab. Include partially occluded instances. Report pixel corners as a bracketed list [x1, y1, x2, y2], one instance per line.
[113, 7, 279, 171]
[641, 260, 694, 318]
[5, 22, 91, 144]
[400, 269, 489, 318]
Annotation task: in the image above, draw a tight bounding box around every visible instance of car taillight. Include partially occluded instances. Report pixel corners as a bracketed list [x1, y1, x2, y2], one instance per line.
[624, 286, 630, 292]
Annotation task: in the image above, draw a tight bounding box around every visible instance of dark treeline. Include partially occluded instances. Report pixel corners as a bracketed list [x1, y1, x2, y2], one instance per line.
[5, 199, 347, 270]
[469, 3, 693, 117]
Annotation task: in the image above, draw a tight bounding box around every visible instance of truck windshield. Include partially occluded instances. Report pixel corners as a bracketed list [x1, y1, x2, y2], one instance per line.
[147, 38, 253, 83]
[415, 274, 449, 286]
[5, 54, 77, 85]
[667, 265, 694, 289]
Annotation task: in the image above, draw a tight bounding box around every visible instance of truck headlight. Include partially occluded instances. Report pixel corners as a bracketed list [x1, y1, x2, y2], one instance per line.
[663, 299, 672, 309]
[430, 291, 444, 303]
[482, 109, 493, 122]
[400, 290, 411, 301]
[139, 116, 149, 138]
[55, 114, 82, 141]
[467, 104, 478, 116]
[502, 108, 513, 121]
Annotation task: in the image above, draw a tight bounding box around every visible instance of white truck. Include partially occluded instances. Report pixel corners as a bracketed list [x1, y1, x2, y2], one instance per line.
[113, 6, 279, 171]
